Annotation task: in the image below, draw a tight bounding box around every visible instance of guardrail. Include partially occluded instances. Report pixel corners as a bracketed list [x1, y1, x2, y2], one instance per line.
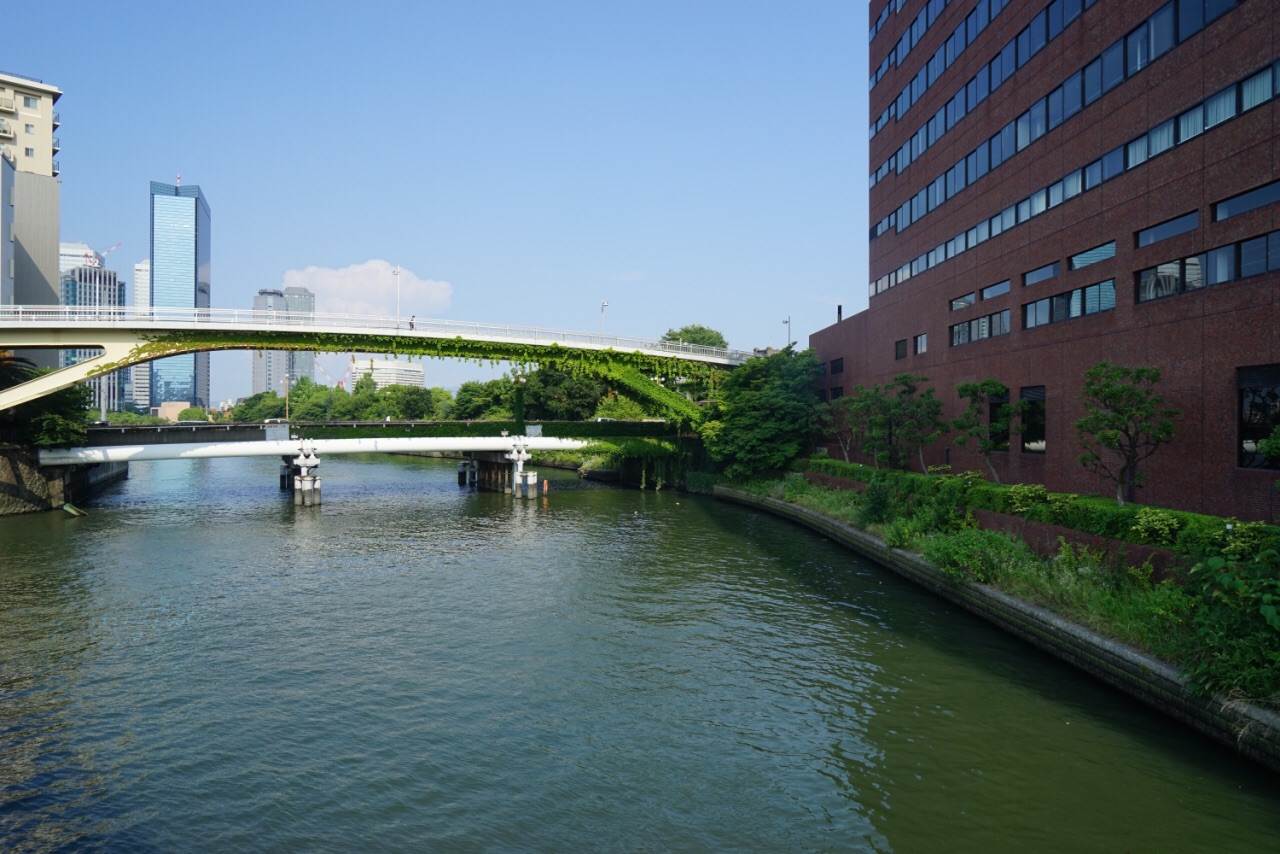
[0, 305, 754, 364]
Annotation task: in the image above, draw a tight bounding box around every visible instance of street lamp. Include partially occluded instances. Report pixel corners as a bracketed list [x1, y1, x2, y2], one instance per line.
[393, 264, 401, 329]
[783, 316, 791, 348]
[600, 300, 609, 335]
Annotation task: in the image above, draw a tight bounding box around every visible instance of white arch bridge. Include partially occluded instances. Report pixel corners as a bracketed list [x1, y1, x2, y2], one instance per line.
[0, 306, 754, 418]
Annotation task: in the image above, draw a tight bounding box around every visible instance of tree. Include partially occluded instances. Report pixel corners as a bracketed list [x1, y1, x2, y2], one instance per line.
[594, 392, 649, 421]
[700, 346, 821, 480]
[889, 373, 948, 473]
[522, 368, 605, 421]
[452, 377, 514, 420]
[661, 324, 728, 349]
[177, 407, 209, 422]
[952, 379, 1025, 483]
[1075, 361, 1180, 506]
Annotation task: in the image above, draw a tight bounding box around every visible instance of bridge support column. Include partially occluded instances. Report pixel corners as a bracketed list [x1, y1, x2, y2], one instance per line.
[292, 446, 321, 506]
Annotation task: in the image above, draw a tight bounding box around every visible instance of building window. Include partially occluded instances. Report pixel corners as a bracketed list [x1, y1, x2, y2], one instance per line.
[817, 388, 828, 403]
[1214, 179, 1280, 221]
[981, 280, 1011, 300]
[1021, 386, 1046, 453]
[950, 291, 976, 310]
[1024, 280, 1116, 328]
[22, 96, 37, 109]
[831, 357, 844, 375]
[817, 362, 827, 377]
[895, 339, 908, 360]
[23, 124, 33, 134]
[1137, 229, 1280, 302]
[914, 333, 928, 354]
[1239, 365, 1280, 468]
[1137, 211, 1198, 247]
[830, 387, 844, 400]
[1070, 241, 1116, 270]
[950, 309, 1011, 346]
[23, 148, 34, 158]
[1023, 262, 1060, 286]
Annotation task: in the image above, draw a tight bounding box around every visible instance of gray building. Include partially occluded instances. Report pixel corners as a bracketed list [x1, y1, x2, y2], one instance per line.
[59, 264, 126, 412]
[251, 286, 315, 395]
[131, 259, 151, 408]
[148, 181, 211, 408]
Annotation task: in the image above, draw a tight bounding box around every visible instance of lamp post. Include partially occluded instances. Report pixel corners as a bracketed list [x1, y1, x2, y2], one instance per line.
[600, 300, 609, 335]
[783, 316, 791, 348]
[393, 264, 401, 329]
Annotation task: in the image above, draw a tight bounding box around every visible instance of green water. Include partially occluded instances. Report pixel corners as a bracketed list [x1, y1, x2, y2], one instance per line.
[0, 455, 1277, 851]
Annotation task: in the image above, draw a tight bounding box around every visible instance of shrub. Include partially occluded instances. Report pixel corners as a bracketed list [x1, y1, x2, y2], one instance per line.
[1180, 550, 1280, 704]
[1130, 507, 1184, 547]
[1008, 483, 1049, 515]
[918, 528, 1035, 583]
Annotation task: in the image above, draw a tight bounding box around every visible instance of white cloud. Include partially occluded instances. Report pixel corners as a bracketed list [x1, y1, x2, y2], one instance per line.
[281, 259, 452, 319]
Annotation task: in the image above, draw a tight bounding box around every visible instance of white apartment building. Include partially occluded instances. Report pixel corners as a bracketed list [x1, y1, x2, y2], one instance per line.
[350, 357, 425, 391]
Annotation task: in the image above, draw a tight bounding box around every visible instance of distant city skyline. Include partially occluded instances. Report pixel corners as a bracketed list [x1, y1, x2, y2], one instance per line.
[3, 2, 865, 404]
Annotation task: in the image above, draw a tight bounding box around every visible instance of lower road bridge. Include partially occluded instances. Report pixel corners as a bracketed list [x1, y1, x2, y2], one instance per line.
[41, 433, 588, 506]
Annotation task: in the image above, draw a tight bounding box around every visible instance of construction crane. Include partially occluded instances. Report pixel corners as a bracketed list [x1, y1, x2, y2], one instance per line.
[81, 242, 122, 267]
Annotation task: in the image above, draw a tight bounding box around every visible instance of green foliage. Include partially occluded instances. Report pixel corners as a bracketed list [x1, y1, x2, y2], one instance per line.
[952, 379, 1024, 484]
[919, 528, 1036, 582]
[1129, 507, 1184, 547]
[103, 410, 169, 426]
[1075, 362, 1180, 506]
[521, 368, 605, 421]
[1007, 484, 1049, 515]
[593, 393, 649, 421]
[830, 375, 948, 472]
[661, 324, 728, 349]
[452, 378, 515, 421]
[1180, 550, 1280, 703]
[1258, 425, 1280, 462]
[177, 407, 209, 422]
[700, 347, 821, 480]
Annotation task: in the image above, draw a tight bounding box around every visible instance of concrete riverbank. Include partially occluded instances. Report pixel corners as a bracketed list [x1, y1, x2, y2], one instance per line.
[714, 486, 1280, 776]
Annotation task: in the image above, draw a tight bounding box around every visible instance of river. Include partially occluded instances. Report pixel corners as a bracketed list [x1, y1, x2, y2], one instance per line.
[1, 455, 1277, 851]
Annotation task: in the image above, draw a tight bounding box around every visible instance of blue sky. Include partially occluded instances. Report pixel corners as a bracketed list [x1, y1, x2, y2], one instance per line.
[7, 0, 869, 404]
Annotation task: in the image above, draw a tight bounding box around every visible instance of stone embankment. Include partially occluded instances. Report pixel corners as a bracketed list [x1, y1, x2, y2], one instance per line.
[714, 486, 1280, 776]
[0, 445, 127, 515]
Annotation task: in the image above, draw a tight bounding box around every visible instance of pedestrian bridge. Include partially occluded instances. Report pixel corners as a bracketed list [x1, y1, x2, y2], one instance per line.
[0, 306, 754, 419]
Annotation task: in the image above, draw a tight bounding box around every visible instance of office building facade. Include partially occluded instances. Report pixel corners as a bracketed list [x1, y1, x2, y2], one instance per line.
[148, 181, 211, 408]
[813, 0, 1280, 521]
[350, 358, 425, 391]
[59, 265, 126, 411]
[251, 286, 316, 395]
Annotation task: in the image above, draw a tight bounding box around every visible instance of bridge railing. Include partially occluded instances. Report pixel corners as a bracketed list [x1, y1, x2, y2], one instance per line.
[0, 305, 756, 364]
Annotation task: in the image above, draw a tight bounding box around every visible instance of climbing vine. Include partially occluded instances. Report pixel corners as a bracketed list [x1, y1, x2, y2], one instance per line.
[89, 329, 723, 423]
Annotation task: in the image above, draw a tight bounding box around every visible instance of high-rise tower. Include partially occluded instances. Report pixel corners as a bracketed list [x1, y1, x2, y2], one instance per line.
[148, 181, 211, 408]
[251, 286, 315, 395]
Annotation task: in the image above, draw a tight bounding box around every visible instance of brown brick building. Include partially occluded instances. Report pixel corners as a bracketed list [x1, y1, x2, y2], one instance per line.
[812, 0, 1280, 521]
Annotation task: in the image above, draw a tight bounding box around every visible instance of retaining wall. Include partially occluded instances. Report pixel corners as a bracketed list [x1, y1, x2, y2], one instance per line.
[714, 486, 1280, 776]
[0, 445, 128, 515]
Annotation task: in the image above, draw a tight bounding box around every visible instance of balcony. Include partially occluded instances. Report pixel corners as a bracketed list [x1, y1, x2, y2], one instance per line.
[51, 136, 59, 153]
[52, 111, 59, 128]
[0, 123, 12, 140]
[51, 159, 59, 175]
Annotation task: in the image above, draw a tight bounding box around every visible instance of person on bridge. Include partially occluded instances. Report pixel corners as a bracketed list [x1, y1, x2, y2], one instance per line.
[409, 316, 415, 330]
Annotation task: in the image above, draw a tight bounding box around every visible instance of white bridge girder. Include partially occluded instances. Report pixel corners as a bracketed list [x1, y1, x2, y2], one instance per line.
[38, 435, 590, 466]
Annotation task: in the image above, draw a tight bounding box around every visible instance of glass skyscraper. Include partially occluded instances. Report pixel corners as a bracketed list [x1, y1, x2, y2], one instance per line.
[149, 181, 211, 408]
[251, 286, 315, 395]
